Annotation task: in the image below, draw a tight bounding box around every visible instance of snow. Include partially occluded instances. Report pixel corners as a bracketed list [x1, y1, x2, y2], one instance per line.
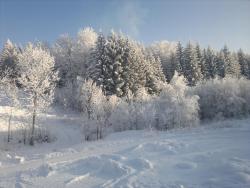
[0, 105, 250, 188]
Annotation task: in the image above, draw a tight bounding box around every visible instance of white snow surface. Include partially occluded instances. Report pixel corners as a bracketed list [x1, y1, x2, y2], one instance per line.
[0, 105, 250, 188]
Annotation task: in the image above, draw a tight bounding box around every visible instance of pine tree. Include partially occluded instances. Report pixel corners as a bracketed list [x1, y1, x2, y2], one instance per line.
[237, 49, 249, 78]
[123, 40, 147, 96]
[0, 39, 19, 79]
[145, 52, 166, 94]
[88, 33, 107, 90]
[148, 41, 176, 82]
[183, 42, 202, 85]
[246, 55, 250, 79]
[222, 46, 240, 77]
[203, 47, 216, 79]
[195, 44, 205, 79]
[103, 32, 126, 96]
[175, 41, 184, 75]
[88, 32, 163, 97]
[215, 51, 225, 78]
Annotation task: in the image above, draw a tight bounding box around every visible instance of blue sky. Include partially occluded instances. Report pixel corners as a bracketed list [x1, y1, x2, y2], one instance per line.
[0, 0, 250, 52]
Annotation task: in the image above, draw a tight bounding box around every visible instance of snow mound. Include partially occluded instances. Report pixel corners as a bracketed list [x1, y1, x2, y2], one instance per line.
[22, 163, 52, 178]
[125, 158, 154, 171]
[133, 140, 186, 155]
[52, 155, 131, 179]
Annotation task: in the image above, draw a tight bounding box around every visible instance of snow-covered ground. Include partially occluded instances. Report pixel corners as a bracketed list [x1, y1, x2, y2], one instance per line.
[0, 105, 250, 188]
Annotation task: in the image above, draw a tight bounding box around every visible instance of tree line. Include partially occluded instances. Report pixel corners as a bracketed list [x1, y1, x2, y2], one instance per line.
[1, 27, 250, 143]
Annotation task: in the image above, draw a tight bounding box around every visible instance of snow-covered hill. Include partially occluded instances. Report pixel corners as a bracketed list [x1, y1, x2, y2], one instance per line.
[0, 105, 250, 188]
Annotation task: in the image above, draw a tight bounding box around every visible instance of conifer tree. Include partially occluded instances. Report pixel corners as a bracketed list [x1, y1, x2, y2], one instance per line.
[0, 39, 19, 79]
[175, 41, 184, 75]
[203, 47, 216, 79]
[182, 42, 202, 85]
[222, 46, 240, 77]
[237, 49, 249, 78]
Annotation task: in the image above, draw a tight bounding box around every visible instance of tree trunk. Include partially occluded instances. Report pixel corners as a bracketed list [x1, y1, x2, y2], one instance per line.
[7, 108, 13, 142]
[96, 126, 99, 140]
[30, 94, 37, 145]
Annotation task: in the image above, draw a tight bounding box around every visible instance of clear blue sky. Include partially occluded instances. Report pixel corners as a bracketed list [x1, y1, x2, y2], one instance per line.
[0, 0, 250, 52]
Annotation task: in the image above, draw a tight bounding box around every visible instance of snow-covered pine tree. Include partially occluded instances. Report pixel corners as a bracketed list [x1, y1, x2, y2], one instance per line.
[144, 52, 166, 94]
[183, 42, 202, 86]
[166, 53, 177, 82]
[195, 44, 205, 80]
[121, 39, 147, 96]
[203, 47, 216, 80]
[237, 49, 249, 78]
[215, 51, 226, 78]
[175, 41, 184, 75]
[87, 33, 107, 88]
[17, 43, 59, 145]
[222, 46, 240, 77]
[0, 39, 19, 79]
[148, 41, 177, 82]
[104, 32, 125, 96]
[89, 32, 152, 97]
[246, 55, 250, 79]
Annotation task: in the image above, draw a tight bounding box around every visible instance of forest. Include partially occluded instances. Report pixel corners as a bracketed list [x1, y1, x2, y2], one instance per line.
[1, 27, 250, 144]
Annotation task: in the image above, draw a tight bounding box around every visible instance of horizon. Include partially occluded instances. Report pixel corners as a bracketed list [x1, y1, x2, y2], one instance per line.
[0, 0, 250, 53]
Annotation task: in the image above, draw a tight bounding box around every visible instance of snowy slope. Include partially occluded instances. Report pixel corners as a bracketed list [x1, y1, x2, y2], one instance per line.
[0, 106, 250, 188]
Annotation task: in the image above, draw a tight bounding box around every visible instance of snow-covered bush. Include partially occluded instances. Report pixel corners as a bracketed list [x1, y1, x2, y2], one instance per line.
[110, 73, 199, 132]
[78, 79, 111, 140]
[154, 74, 199, 130]
[109, 88, 156, 132]
[192, 77, 250, 120]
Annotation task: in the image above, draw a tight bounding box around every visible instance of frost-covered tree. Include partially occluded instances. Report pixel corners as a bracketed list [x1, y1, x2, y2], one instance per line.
[237, 49, 249, 78]
[17, 43, 58, 145]
[145, 53, 166, 94]
[103, 32, 126, 96]
[53, 34, 76, 87]
[203, 47, 216, 79]
[74, 27, 97, 78]
[195, 44, 205, 79]
[182, 42, 202, 85]
[78, 79, 110, 140]
[222, 46, 240, 77]
[175, 41, 184, 75]
[0, 39, 19, 79]
[52, 35, 77, 109]
[52, 28, 97, 108]
[124, 40, 148, 96]
[0, 69, 19, 142]
[89, 32, 155, 97]
[87, 33, 107, 88]
[148, 41, 177, 82]
[215, 51, 225, 78]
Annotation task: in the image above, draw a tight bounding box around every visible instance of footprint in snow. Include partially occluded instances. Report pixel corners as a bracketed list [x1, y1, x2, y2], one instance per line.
[175, 162, 197, 170]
